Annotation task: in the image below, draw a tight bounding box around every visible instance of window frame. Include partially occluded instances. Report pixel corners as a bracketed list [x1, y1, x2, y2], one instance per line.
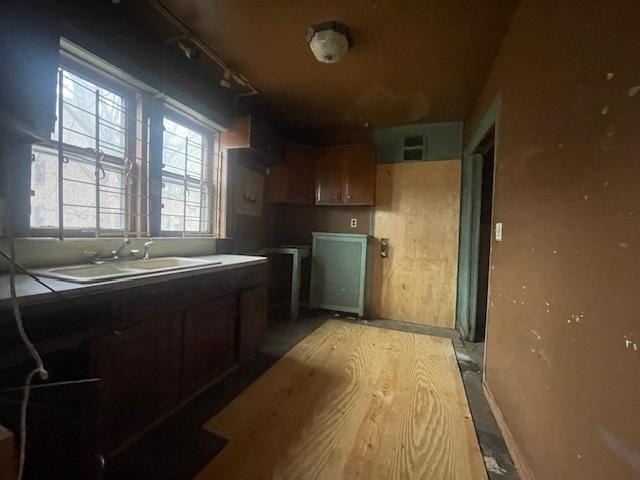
[27, 50, 226, 240]
[29, 57, 138, 238]
[157, 107, 221, 237]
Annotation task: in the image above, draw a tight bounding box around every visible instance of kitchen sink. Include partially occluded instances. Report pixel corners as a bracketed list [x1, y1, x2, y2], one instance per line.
[119, 257, 209, 270]
[34, 257, 222, 283]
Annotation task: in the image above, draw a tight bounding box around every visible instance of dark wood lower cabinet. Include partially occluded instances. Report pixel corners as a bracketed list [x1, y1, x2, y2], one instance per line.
[238, 286, 267, 361]
[0, 264, 267, 476]
[89, 269, 267, 458]
[182, 295, 237, 397]
[92, 311, 182, 454]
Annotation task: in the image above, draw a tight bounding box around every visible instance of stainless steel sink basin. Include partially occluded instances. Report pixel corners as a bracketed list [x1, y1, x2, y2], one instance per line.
[34, 257, 222, 283]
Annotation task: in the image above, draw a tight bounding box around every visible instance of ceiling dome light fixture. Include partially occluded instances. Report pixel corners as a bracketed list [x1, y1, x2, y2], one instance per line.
[306, 21, 352, 63]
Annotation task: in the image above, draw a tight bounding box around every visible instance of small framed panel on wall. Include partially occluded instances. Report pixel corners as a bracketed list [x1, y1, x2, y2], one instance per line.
[235, 165, 264, 217]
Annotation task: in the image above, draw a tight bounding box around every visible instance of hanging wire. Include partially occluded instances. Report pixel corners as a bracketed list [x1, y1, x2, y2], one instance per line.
[4, 233, 49, 480]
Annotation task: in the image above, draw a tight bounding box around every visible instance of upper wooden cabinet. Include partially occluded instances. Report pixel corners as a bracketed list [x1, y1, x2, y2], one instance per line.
[221, 115, 284, 165]
[265, 144, 315, 204]
[315, 146, 345, 205]
[315, 144, 376, 206]
[265, 142, 376, 206]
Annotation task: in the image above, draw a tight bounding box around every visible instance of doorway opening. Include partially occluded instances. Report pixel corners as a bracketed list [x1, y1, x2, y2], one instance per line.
[455, 95, 499, 342]
[473, 131, 495, 342]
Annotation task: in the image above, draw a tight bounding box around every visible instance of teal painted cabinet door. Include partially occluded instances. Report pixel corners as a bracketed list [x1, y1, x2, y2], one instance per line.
[310, 233, 369, 316]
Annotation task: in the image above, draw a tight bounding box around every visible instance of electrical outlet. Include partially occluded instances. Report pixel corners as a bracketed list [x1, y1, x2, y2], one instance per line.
[495, 222, 503, 241]
[350, 218, 358, 228]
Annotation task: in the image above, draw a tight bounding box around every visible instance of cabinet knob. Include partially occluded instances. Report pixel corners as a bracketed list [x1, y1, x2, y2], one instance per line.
[113, 329, 122, 336]
[334, 195, 340, 200]
[347, 194, 353, 200]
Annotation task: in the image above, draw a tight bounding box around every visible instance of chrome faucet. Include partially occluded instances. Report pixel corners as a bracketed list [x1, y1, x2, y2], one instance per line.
[142, 241, 155, 260]
[111, 238, 131, 259]
[84, 238, 154, 264]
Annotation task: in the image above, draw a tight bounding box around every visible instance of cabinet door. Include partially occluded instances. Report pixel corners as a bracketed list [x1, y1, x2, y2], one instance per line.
[265, 164, 289, 203]
[344, 144, 376, 205]
[238, 285, 267, 362]
[182, 295, 237, 397]
[220, 116, 251, 149]
[264, 123, 284, 161]
[315, 147, 345, 205]
[92, 312, 182, 453]
[286, 144, 315, 204]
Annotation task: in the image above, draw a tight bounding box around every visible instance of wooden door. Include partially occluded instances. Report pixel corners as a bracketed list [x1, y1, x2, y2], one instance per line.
[314, 147, 344, 205]
[182, 294, 237, 397]
[92, 311, 182, 453]
[344, 144, 375, 205]
[371, 161, 461, 328]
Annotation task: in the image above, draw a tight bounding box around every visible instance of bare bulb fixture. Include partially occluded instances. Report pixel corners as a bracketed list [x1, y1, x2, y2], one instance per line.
[306, 21, 352, 63]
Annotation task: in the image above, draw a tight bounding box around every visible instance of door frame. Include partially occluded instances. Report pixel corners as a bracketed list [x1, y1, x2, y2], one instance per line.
[456, 95, 500, 341]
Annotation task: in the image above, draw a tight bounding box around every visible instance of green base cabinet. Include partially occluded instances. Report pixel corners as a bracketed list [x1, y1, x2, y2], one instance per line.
[310, 233, 372, 317]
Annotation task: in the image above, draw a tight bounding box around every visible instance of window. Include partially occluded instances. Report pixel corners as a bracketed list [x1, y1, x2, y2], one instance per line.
[29, 50, 225, 239]
[30, 66, 133, 235]
[160, 115, 221, 235]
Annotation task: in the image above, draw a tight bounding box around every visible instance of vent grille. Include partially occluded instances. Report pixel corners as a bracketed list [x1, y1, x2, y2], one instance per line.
[402, 135, 426, 161]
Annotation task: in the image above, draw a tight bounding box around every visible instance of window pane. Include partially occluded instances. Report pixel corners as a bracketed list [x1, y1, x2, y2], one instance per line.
[55, 70, 129, 157]
[60, 70, 96, 149]
[200, 185, 212, 233]
[62, 152, 97, 229]
[30, 144, 59, 229]
[185, 181, 203, 233]
[100, 164, 126, 230]
[99, 92, 126, 157]
[32, 67, 129, 234]
[161, 178, 185, 232]
[161, 116, 210, 233]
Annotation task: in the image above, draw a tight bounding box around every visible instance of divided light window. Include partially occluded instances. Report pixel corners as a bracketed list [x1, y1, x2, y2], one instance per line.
[28, 51, 226, 239]
[30, 66, 133, 235]
[161, 115, 220, 236]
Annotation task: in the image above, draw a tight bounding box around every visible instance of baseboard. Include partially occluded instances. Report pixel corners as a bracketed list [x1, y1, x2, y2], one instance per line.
[482, 381, 536, 480]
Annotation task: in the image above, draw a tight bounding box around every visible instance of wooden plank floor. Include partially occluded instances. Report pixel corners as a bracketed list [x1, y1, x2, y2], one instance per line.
[196, 320, 487, 480]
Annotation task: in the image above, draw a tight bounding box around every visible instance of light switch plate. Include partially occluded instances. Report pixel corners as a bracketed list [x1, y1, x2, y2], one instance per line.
[495, 222, 503, 241]
[350, 218, 358, 228]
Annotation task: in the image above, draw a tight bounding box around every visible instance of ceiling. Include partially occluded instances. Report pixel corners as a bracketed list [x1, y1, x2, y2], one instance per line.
[130, 0, 519, 131]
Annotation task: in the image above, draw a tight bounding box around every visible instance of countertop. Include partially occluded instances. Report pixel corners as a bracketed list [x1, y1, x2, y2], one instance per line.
[261, 246, 311, 257]
[0, 254, 267, 311]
